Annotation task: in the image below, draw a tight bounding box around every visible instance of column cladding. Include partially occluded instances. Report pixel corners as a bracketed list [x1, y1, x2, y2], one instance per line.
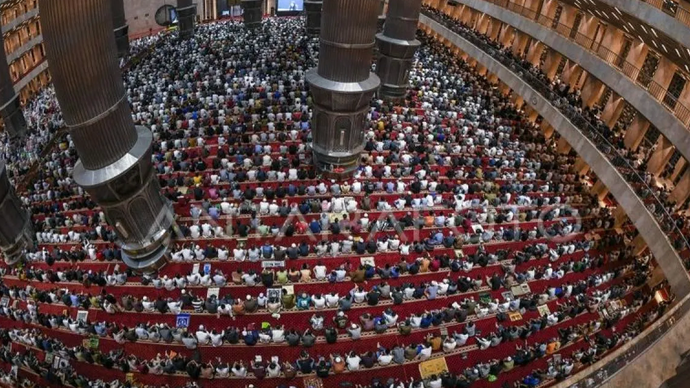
[304, 0, 322, 35]
[40, 0, 175, 272]
[178, 0, 197, 39]
[112, 0, 129, 56]
[0, 161, 33, 265]
[241, 0, 262, 29]
[306, 0, 381, 177]
[375, 0, 422, 101]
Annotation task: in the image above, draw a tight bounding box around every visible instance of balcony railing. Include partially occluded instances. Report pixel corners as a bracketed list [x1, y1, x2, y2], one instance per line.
[454, 0, 690, 128]
[558, 291, 690, 387]
[422, 7, 690, 263]
[642, 0, 690, 30]
[421, 10, 690, 385]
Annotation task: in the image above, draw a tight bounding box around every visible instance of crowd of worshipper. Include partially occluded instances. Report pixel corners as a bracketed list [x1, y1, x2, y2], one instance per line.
[0, 33, 165, 186]
[0, 284, 665, 388]
[4, 236, 641, 318]
[420, 5, 690, 243]
[0, 14, 675, 388]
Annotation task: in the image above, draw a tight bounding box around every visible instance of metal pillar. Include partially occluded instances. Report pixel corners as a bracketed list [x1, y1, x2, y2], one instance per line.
[241, 0, 262, 29]
[378, 0, 388, 30]
[112, 0, 129, 56]
[40, 0, 175, 273]
[304, 0, 322, 35]
[0, 162, 32, 266]
[376, 0, 422, 101]
[306, 0, 381, 177]
[0, 31, 26, 140]
[177, 0, 197, 39]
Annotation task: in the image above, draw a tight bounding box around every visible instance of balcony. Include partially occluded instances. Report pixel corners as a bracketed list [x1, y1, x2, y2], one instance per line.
[419, 9, 690, 295]
[6, 33, 40, 63]
[448, 0, 690, 183]
[1, 5, 38, 34]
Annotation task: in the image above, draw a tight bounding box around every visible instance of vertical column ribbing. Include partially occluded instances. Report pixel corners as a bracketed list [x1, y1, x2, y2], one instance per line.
[0, 162, 33, 266]
[241, 0, 262, 28]
[41, 0, 137, 170]
[112, 0, 129, 57]
[375, 0, 422, 101]
[177, 0, 197, 39]
[40, 0, 175, 273]
[306, 0, 381, 177]
[304, 0, 322, 35]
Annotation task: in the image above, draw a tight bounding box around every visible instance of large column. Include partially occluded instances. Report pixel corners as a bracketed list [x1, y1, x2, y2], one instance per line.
[306, 0, 380, 177]
[0, 32, 27, 140]
[304, 0, 322, 35]
[40, 0, 175, 272]
[375, 0, 422, 101]
[378, 0, 388, 30]
[177, 0, 197, 39]
[0, 162, 33, 266]
[111, 0, 129, 56]
[241, 0, 262, 29]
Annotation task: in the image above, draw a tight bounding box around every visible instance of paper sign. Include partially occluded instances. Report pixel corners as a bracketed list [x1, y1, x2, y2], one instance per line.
[537, 305, 551, 317]
[203, 263, 212, 275]
[176, 314, 191, 328]
[282, 284, 295, 295]
[360, 256, 375, 267]
[207, 287, 220, 299]
[76, 310, 89, 323]
[261, 260, 285, 268]
[419, 357, 449, 378]
[192, 263, 200, 274]
[267, 288, 282, 300]
[511, 283, 531, 296]
[509, 312, 523, 322]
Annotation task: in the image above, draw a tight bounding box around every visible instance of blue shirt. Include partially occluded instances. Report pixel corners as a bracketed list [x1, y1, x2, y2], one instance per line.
[309, 221, 321, 234]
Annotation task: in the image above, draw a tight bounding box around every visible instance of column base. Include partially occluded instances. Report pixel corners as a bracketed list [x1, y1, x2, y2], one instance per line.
[379, 83, 408, 102]
[0, 95, 27, 140]
[376, 34, 420, 102]
[312, 146, 363, 178]
[120, 226, 173, 273]
[72, 126, 175, 273]
[1, 216, 33, 266]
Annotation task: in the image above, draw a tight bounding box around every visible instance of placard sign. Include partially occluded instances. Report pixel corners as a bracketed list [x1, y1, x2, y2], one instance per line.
[176, 314, 191, 328]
